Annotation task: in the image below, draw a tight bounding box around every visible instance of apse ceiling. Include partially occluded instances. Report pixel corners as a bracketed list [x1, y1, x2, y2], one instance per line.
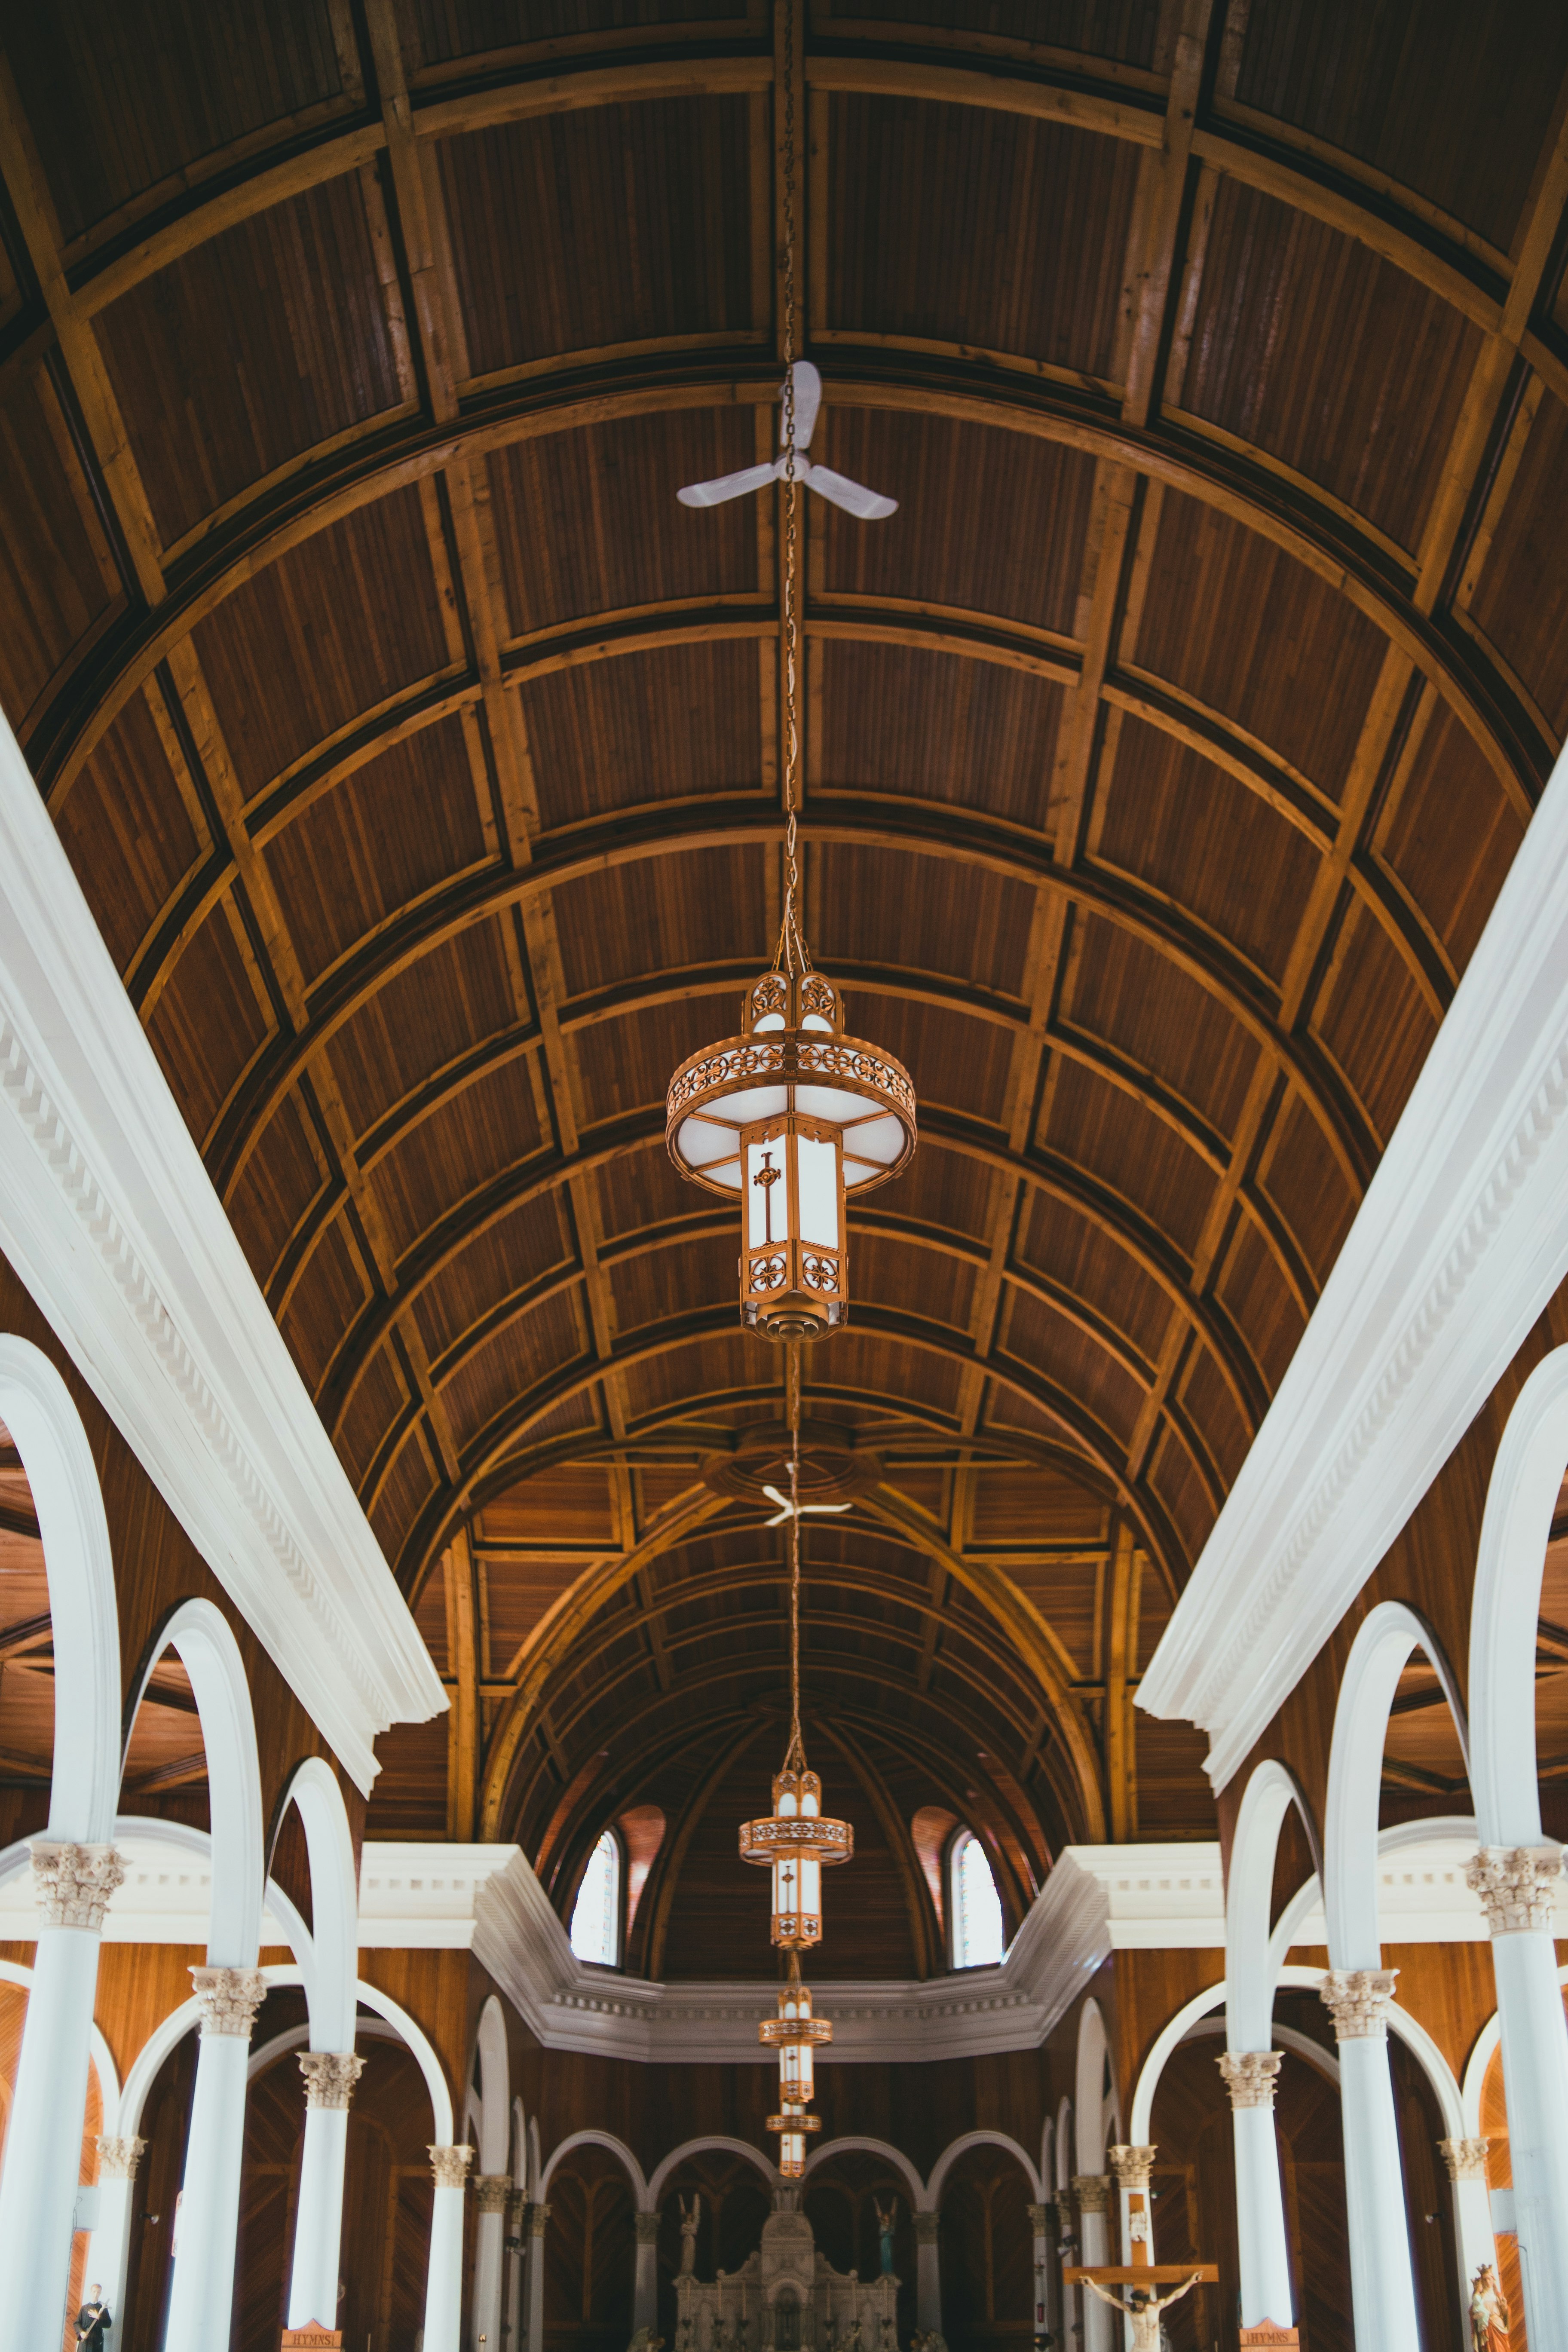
[3, 0, 1568, 1973]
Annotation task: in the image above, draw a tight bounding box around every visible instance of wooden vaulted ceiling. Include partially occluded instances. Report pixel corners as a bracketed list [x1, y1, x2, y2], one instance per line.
[3, 0, 1568, 1972]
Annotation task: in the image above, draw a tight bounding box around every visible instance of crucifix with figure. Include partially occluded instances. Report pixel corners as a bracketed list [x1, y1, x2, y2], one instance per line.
[1063, 2170, 1223, 2352]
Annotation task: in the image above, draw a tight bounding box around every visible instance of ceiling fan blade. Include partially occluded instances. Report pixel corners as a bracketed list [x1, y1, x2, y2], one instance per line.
[780, 359, 822, 450]
[802, 463, 897, 521]
[677, 460, 781, 508]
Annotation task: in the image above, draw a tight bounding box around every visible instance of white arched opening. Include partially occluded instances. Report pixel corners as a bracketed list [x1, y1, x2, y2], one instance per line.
[646, 2135, 774, 2210]
[927, 2129, 1040, 2206]
[1072, 2000, 1114, 2352]
[807, 2136, 925, 2208]
[0, 1338, 123, 2352]
[472, 1994, 513, 2348]
[542, 2127, 649, 2206]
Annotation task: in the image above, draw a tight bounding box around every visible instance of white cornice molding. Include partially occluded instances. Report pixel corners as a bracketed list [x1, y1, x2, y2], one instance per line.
[1139, 737, 1568, 1792]
[0, 718, 444, 1792]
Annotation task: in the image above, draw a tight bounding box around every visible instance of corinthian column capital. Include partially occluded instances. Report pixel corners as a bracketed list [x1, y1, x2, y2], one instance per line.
[475, 2172, 512, 2214]
[529, 2199, 553, 2237]
[1217, 2051, 1283, 2109]
[28, 1842, 124, 1931]
[1072, 2173, 1110, 2215]
[913, 2211, 940, 2245]
[635, 2211, 661, 2245]
[1466, 1845, 1562, 1936]
[190, 1965, 268, 2038]
[429, 2143, 474, 2190]
[1437, 2137, 1490, 2183]
[1319, 1968, 1398, 2040]
[1108, 2145, 1155, 2189]
[299, 2050, 365, 2109]
[95, 2135, 146, 2181]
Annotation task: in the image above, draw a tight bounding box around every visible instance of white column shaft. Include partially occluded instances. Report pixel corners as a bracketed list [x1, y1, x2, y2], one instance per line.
[1449, 2175, 1496, 2347]
[85, 2174, 137, 2332]
[0, 1924, 104, 2352]
[1079, 2211, 1112, 2352]
[288, 2103, 350, 2328]
[474, 2208, 505, 2347]
[526, 2226, 548, 2352]
[163, 2032, 252, 2352]
[426, 2180, 469, 2352]
[1492, 1928, 1568, 2344]
[506, 2241, 524, 2345]
[914, 2232, 940, 2333]
[1338, 2036, 1420, 2352]
[633, 2233, 658, 2331]
[1232, 2103, 1294, 2328]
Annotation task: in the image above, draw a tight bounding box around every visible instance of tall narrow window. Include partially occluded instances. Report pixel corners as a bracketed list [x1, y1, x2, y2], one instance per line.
[570, 1829, 621, 1966]
[950, 1828, 1004, 1968]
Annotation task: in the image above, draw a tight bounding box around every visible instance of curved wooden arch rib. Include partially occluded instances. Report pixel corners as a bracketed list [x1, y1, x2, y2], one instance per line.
[39, 349, 1541, 815]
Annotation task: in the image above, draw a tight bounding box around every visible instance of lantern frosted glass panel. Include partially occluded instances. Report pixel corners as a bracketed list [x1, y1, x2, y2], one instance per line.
[796, 1130, 839, 1246]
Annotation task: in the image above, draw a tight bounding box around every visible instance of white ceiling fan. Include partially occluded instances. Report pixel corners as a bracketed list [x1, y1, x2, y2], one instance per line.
[677, 361, 897, 520]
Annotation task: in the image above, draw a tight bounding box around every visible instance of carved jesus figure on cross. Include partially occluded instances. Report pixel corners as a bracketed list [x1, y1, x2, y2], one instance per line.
[1081, 2272, 1201, 2352]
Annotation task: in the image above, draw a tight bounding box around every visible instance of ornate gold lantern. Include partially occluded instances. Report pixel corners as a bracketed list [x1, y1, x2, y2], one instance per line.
[761, 1952, 833, 2179]
[739, 1750, 853, 1947]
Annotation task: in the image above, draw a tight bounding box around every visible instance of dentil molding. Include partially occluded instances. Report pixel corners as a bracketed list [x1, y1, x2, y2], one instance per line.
[1139, 734, 1568, 1790]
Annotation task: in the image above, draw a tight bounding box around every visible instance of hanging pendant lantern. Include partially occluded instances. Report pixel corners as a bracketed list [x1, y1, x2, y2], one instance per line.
[761, 1953, 832, 2179]
[666, 968, 914, 1341]
[738, 1743, 854, 1946]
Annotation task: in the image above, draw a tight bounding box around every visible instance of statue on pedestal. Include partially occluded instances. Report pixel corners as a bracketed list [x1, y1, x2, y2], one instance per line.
[874, 2201, 897, 2278]
[1469, 2264, 1510, 2352]
[681, 2196, 703, 2277]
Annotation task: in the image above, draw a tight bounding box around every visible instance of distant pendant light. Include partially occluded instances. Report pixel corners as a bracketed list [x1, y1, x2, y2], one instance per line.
[740, 1434, 851, 2175]
[664, 0, 915, 1345]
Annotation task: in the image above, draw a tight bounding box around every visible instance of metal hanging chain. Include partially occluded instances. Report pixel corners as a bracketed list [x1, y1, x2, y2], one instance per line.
[784, 1421, 805, 1774]
[773, 0, 810, 983]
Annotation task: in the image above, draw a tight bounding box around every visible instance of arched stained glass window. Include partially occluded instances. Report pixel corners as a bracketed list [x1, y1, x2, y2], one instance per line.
[950, 1828, 1004, 1968]
[570, 1829, 621, 1965]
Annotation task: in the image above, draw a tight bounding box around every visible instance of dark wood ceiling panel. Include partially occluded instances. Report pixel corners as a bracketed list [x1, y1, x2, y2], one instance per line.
[876, 1140, 1000, 1247]
[263, 718, 492, 986]
[1175, 177, 1481, 552]
[279, 1210, 374, 1394]
[621, 1331, 760, 1422]
[442, 1287, 586, 1450]
[819, 0, 1164, 69]
[1374, 699, 1525, 979]
[1309, 894, 1440, 1147]
[967, 1462, 1107, 1546]
[1256, 1085, 1358, 1289]
[816, 412, 1096, 639]
[823, 1332, 964, 1423]
[593, 1136, 700, 1240]
[814, 841, 1036, 999]
[1145, 1418, 1213, 1565]
[481, 1462, 617, 1545]
[1213, 1208, 1308, 1392]
[8, 0, 348, 248]
[1133, 1715, 1214, 1838]
[1015, 1190, 1175, 1367]
[488, 410, 760, 638]
[521, 638, 763, 829]
[606, 1233, 736, 1336]
[1232, 0, 1568, 249]
[1042, 1056, 1217, 1259]
[0, 364, 120, 733]
[192, 489, 450, 796]
[370, 1424, 439, 1565]
[846, 988, 1014, 1124]
[339, 1339, 410, 1492]
[364, 1056, 546, 1262]
[553, 844, 770, 997]
[409, 1192, 573, 1363]
[852, 1232, 977, 1335]
[574, 988, 742, 1124]
[827, 96, 1140, 379]
[435, 98, 756, 378]
[1177, 1341, 1251, 1489]
[998, 1287, 1145, 1446]
[97, 172, 407, 546]
[227, 1086, 332, 1296]
[1061, 910, 1262, 1137]
[326, 919, 519, 1137]
[1132, 492, 1387, 795]
[1466, 391, 1568, 738]
[146, 897, 273, 1145]
[55, 688, 201, 970]
[815, 640, 1066, 828]
[402, 0, 745, 65]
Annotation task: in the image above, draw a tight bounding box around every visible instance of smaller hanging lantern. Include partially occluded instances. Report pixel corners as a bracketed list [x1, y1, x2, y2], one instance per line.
[739, 1744, 853, 1948]
[760, 1953, 833, 2178]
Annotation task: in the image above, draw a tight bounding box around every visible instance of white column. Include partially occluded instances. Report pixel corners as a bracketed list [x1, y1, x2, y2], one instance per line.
[525, 2197, 551, 2352]
[505, 2189, 525, 2345]
[1467, 1847, 1568, 2344]
[163, 1965, 268, 2352]
[1026, 2203, 1053, 2343]
[474, 2171, 511, 2347]
[0, 1841, 123, 2352]
[634, 2208, 660, 2332]
[1437, 2137, 1496, 2344]
[913, 2209, 941, 2335]
[1320, 1970, 1420, 2352]
[1073, 2177, 1112, 2352]
[426, 2144, 474, 2352]
[1218, 2053, 1294, 2331]
[85, 2133, 145, 2337]
[1107, 2150, 1155, 2352]
[287, 2052, 364, 2329]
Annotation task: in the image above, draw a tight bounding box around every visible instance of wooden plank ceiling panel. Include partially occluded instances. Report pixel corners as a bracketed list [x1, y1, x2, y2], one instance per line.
[816, 0, 1165, 72]
[815, 639, 1068, 827]
[0, 364, 123, 727]
[1464, 391, 1568, 739]
[1017, 1190, 1176, 1365]
[521, 637, 765, 828]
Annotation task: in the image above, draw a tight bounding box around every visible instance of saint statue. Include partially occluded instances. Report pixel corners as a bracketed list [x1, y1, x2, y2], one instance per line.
[1469, 2263, 1510, 2352]
[680, 2194, 702, 2276]
[874, 2199, 897, 2277]
[74, 2288, 111, 2350]
[1082, 2271, 1201, 2352]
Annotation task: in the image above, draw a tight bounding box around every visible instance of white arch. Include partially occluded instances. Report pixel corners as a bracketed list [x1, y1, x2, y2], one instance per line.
[1074, 1999, 1110, 2174]
[646, 2135, 774, 2211]
[1179, 2015, 1339, 2090]
[1471, 1345, 1568, 1845]
[805, 2136, 927, 2209]
[542, 2128, 649, 2206]
[927, 2129, 1041, 2206]
[1039, 2117, 1053, 2208]
[248, 2013, 408, 2083]
[529, 2115, 542, 2198]
[123, 1599, 264, 1967]
[512, 2095, 528, 2188]
[275, 1758, 356, 2051]
[1053, 2099, 1072, 2195]
[0, 1336, 120, 1842]
[0, 1959, 119, 2112]
[475, 1994, 511, 2174]
[1226, 1760, 1317, 2052]
[1326, 1601, 1468, 1969]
